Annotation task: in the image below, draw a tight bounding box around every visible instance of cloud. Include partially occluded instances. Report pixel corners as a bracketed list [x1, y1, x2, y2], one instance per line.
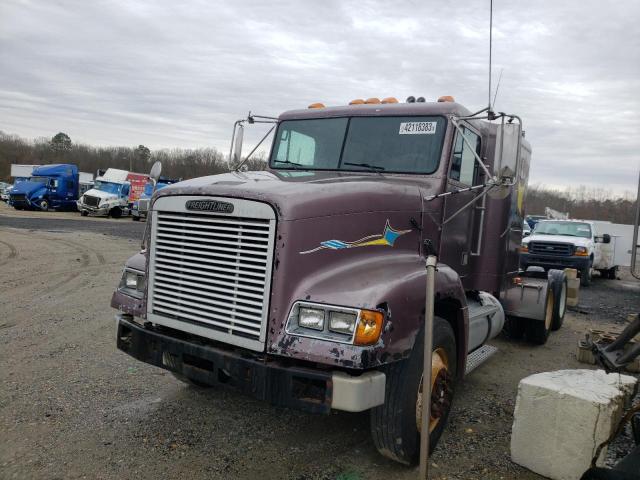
[0, 0, 638, 192]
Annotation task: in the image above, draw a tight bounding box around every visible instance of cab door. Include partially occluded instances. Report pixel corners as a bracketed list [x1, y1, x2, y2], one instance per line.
[438, 124, 482, 284]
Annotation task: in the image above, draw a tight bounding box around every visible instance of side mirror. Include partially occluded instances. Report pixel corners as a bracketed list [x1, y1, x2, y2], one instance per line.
[524, 231, 530, 237]
[232, 124, 244, 164]
[149, 161, 162, 184]
[601, 234, 611, 244]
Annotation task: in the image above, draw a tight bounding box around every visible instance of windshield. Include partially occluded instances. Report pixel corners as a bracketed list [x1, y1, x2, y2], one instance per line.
[533, 221, 592, 238]
[269, 116, 446, 174]
[95, 180, 121, 194]
[29, 176, 50, 184]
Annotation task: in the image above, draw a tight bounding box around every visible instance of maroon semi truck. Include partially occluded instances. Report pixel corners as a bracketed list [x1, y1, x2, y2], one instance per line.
[111, 96, 567, 464]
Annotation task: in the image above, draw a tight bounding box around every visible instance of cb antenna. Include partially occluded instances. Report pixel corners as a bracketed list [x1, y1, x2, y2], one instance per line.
[488, 0, 496, 119]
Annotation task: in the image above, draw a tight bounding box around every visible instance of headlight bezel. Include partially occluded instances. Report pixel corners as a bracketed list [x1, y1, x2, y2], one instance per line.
[286, 301, 384, 346]
[118, 267, 146, 298]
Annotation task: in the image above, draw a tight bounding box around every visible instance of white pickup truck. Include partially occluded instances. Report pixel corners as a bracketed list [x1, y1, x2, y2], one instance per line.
[520, 219, 616, 286]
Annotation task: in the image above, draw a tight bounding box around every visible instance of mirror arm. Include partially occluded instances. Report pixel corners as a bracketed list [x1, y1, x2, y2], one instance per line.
[234, 124, 276, 172]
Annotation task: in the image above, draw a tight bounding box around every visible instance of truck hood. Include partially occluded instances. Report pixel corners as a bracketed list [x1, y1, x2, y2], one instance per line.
[83, 189, 119, 201]
[10, 181, 46, 197]
[524, 234, 591, 247]
[154, 170, 427, 220]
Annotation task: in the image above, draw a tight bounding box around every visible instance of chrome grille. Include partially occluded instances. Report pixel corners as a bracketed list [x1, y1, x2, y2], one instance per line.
[529, 241, 573, 256]
[138, 198, 150, 213]
[84, 195, 100, 207]
[148, 196, 276, 351]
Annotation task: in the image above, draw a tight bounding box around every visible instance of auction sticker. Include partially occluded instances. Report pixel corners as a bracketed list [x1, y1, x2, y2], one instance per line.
[398, 121, 437, 135]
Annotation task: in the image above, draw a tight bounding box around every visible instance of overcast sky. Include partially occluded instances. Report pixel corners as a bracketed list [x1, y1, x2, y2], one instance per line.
[1, 0, 639, 193]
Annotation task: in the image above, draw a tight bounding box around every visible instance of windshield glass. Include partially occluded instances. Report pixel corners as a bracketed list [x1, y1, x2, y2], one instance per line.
[29, 176, 50, 184]
[269, 116, 446, 174]
[95, 180, 121, 194]
[533, 221, 592, 238]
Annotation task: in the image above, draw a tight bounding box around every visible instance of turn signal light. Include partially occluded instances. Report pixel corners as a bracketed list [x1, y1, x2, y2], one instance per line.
[437, 95, 455, 102]
[354, 310, 384, 346]
[520, 244, 529, 253]
[381, 97, 398, 104]
[308, 102, 325, 109]
[364, 97, 381, 104]
[349, 99, 365, 105]
[574, 246, 589, 256]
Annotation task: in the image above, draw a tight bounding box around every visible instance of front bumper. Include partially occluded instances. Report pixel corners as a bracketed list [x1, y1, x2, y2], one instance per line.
[77, 202, 109, 215]
[520, 252, 590, 271]
[116, 315, 385, 414]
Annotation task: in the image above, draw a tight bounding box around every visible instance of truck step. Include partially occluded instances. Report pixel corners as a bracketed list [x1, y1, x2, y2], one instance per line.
[465, 344, 498, 375]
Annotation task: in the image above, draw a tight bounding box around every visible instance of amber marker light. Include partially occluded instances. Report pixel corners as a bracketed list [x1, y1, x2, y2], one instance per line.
[354, 310, 384, 345]
[574, 246, 589, 256]
[349, 99, 365, 105]
[364, 97, 381, 104]
[308, 102, 325, 109]
[381, 97, 399, 104]
[437, 95, 455, 102]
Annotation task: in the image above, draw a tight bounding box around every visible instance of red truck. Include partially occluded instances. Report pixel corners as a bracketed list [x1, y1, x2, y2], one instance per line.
[111, 96, 567, 464]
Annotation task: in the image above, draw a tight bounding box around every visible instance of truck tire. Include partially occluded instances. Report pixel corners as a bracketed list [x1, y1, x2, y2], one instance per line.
[109, 207, 122, 218]
[132, 215, 140, 222]
[580, 263, 592, 287]
[80, 210, 88, 217]
[39, 199, 49, 211]
[526, 288, 554, 344]
[370, 317, 456, 465]
[606, 267, 618, 280]
[504, 316, 527, 339]
[548, 269, 567, 331]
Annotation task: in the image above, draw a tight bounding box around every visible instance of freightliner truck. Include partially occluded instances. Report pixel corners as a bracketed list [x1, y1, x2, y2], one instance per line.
[111, 96, 567, 464]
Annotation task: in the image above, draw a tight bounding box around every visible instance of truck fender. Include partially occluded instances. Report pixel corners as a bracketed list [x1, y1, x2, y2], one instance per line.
[286, 253, 468, 371]
[380, 263, 469, 379]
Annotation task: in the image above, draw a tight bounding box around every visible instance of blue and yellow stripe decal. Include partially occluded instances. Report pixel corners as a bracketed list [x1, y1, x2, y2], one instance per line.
[300, 220, 411, 255]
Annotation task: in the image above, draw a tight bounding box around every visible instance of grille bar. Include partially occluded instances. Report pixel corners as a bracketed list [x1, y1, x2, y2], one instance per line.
[529, 242, 573, 256]
[148, 197, 276, 351]
[84, 195, 100, 207]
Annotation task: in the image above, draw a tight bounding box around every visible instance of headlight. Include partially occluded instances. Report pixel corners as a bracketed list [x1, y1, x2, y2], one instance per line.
[298, 307, 325, 330]
[575, 246, 588, 256]
[287, 301, 384, 345]
[520, 243, 528, 253]
[329, 311, 357, 334]
[119, 269, 145, 297]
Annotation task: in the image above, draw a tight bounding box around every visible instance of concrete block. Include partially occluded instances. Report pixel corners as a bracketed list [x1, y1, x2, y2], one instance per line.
[511, 369, 637, 480]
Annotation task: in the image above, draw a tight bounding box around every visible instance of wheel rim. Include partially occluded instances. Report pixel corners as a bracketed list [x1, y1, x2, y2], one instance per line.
[559, 282, 567, 318]
[416, 348, 452, 434]
[544, 290, 554, 330]
[41, 200, 48, 210]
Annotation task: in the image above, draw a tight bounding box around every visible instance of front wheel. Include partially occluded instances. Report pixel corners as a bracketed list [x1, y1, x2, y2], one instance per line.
[109, 207, 122, 218]
[370, 317, 456, 465]
[39, 199, 49, 211]
[80, 210, 88, 216]
[580, 263, 592, 287]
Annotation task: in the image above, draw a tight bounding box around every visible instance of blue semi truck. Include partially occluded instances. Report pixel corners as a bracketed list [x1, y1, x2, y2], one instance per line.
[9, 164, 81, 211]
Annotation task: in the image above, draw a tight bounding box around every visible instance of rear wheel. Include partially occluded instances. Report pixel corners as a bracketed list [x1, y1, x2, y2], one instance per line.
[526, 289, 554, 344]
[132, 215, 140, 221]
[607, 267, 618, 280]
[370, 317, 456, 465]
[109, 207, 122, 218]
[548, 270, 567, 331]
[504, 317, 527, 339]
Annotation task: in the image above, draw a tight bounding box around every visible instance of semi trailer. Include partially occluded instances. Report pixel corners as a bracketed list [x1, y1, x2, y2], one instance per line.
[111, 96, 567, 464]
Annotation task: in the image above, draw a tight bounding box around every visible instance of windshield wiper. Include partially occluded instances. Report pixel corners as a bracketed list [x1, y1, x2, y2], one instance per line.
[343, 162, 385, 171]
[273, 160, 307, 169]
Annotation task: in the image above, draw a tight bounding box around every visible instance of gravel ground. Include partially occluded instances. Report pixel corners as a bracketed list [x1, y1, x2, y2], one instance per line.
[0, 202, 638, 480]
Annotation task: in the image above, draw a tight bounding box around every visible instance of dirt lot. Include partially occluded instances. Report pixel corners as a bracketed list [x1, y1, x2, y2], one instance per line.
[1, 202, 639, 480]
